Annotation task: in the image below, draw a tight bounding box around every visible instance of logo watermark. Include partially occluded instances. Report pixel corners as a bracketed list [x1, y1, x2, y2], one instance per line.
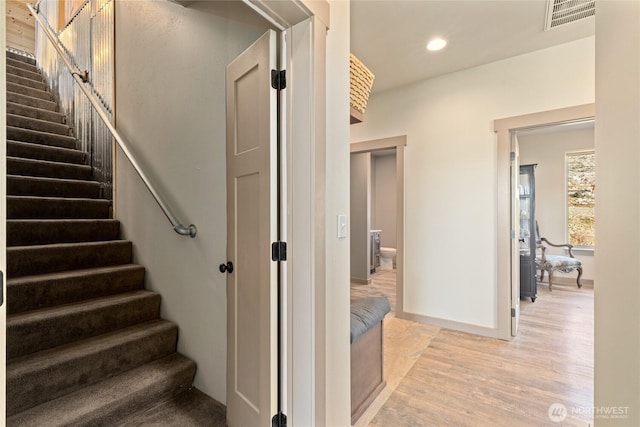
[548, 403, 567, 423]
[548, 403, 630, 423]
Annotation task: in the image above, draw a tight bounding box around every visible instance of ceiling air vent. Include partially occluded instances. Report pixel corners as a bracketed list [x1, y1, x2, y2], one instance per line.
[544, 0, 595, 30]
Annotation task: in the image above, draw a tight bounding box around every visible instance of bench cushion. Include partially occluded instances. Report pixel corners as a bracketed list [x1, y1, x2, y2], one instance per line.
[350, 296, 391, 344]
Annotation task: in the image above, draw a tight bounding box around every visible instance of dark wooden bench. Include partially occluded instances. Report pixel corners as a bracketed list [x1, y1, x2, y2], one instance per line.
[350, 296, 391, 424]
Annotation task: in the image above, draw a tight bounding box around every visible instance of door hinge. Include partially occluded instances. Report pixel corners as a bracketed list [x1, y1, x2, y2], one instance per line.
[0, 271, 3, 307]
[511, 308, 516, 317]
[271, 69, 286, 90]
[510, 151, 516, 161]
[272, 241, 287, 262]
[272, 412, 287, 427]
[511, 229, 515, 239]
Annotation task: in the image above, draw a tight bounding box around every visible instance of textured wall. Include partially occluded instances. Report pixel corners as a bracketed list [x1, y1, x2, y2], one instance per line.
[114, 0, 271, 403]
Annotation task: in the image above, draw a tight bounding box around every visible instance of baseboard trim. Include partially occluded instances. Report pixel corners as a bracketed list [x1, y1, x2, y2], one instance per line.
[351, 277, 372, 285]
[538, 277, 594, 288]
[398, 310, 499, 339]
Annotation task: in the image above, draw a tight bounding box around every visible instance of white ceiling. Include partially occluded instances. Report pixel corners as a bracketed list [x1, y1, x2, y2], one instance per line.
[351, 0, 595, 94]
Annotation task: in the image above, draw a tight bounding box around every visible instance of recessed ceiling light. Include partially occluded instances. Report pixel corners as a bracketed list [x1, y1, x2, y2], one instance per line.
[427, 38, 447, 52]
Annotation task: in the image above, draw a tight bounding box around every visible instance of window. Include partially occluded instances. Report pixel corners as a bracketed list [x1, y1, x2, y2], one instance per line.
[566, 150, 595, 247]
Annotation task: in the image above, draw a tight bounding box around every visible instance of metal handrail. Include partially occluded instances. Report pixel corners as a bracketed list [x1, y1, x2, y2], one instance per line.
[28, 3, 197, 238]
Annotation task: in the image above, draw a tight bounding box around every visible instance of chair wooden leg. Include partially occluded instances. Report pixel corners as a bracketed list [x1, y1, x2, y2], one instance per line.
[540, 269, 545, 282]
[548, 270, 553, 292]
[576, 267, 583, 288]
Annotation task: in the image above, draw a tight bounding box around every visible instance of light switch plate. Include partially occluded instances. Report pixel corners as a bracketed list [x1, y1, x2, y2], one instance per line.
[337, 214, 347, 238]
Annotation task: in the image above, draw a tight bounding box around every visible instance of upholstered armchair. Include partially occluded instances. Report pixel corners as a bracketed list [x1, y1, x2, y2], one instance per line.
[535, 222, 583, 292]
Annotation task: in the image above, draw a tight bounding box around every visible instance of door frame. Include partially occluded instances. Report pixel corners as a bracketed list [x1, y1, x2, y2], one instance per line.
[350, 135, 407, 318]
[493, 103, 595, 340]
[510, 133, 520, 337]
[241, 1, 336, 425]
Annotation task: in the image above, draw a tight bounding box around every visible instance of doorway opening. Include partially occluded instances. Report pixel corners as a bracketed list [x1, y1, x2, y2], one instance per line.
[350, 136, 406, 317]
[493, 103, 595, 340]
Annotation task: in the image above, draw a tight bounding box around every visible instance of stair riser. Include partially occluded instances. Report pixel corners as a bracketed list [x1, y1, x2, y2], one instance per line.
[7, 354, 196, 426]
[7, 292, 161, 359]
[6, 102, 66, 124]
[6, 57, 39, 73]
[7, 219, 120, 247]
[7, 73, 47, 91]
[7, 82, 54, 102]
[7, 157, 92, 180]
[6, 51, 36, 66]
[7, 241, 131, 278]
[7, 127, 77, 150]
[7, 91, 57, 112]
[7, 197, 110, 220]
[7, 323, 177, 415]
[6, 65, 45, 83]
[7, 176, 101, 199]
[7, 265, 144, 314]
[7, 141, 86, 165]
[7, 114, 71, 136]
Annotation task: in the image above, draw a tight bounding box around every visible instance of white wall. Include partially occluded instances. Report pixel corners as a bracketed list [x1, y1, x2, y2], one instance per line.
[351, 37, 594, 330]
[372, 153, 397, 249]
[518, 125, 595, 282]
[594, 1, 640, 424]
[324, 1, 351, 424]
[114, 0, 271, 403]
[350, 152, 370, 281]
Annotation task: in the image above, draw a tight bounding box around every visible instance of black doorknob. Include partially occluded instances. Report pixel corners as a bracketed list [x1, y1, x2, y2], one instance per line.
[219, 261, 234, 274]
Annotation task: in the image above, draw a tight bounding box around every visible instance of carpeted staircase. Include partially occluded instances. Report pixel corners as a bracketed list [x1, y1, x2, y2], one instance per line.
[5, 50, 226, 426]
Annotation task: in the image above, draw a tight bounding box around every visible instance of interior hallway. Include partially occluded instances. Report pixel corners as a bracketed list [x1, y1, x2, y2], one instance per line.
[351, 271, 594, 426]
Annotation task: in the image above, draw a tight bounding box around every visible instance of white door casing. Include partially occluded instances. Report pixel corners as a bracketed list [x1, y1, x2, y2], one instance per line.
[510, 133, 520, 337]
[494, 104, 595, 340]
[226, 30, 278, 427]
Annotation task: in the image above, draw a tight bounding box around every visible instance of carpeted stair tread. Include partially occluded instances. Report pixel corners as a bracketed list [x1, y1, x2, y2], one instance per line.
[7, 175, 101, 198]
[7, 219, 120, 247]
[7, 353, 196, 427]
[7, 319, 178, 416]
[7, 263, 144, 314]
[6, 50, 37, 65]
[6, 102, 66, 124]
[7, 91, 58, 111]
[5, 55, 211, 424]
[7, 73, 48, 91]
[7, 290, 161, 359]
[7, 140, 86, 164]
[7, 156, 91, 180]
[7, 240, 131, 277]
[7, 81, 54, 101]
[7, 126, 77, 149]
[6, 57, 39, 73]
[7, 113, 72, 136]
[6, 64, 45, 82]
[7, 195, 111, 219]
[119, 388, 227, 427]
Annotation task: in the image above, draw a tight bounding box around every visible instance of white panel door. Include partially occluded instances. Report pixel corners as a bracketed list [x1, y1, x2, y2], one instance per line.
[510, 133, 520, 337]
[226, 30, 278, 427]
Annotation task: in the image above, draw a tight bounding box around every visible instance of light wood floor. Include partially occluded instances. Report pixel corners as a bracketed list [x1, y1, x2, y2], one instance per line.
[351, 272, 594, 426]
